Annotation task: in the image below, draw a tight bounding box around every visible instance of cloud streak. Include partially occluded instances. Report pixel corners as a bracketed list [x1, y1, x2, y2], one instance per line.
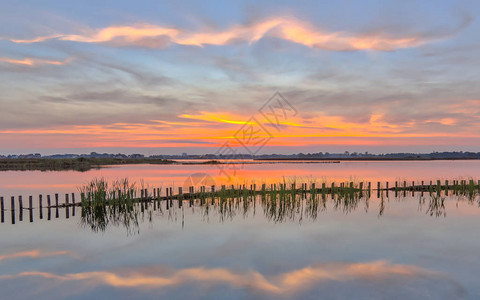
[0, 260, 444, 294]
[0, 250, 71, 261]
[7, 16, 464, 51]
[0, 56, 70, 66]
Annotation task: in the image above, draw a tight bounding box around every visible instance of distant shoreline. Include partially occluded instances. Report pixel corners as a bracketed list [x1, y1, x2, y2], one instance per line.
[1, 157, 479, 172]
[0, 158, 176, 172]
[253, 157, 480, 161]
[0, 158, 341, 171]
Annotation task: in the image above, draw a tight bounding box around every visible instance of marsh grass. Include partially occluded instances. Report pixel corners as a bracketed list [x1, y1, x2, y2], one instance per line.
[79, 178, 142, 235]
[75, 177, 480, 233]
[0, 157, 175, 172]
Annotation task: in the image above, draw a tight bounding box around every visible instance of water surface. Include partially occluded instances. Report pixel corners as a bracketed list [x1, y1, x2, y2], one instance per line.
[1, 161, 480, 299]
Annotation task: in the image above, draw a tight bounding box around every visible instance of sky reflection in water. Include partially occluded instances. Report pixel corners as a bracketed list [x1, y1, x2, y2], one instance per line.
[0, 190, 479, 299]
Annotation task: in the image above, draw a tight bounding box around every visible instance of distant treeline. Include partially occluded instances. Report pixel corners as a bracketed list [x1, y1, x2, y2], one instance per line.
[3, 151, 480, 161]
[0, 157, 175, 172]
[253, 151, 480, 160]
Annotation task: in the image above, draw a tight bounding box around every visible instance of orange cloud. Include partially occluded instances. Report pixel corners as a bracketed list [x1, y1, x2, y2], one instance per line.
[1, 108, 479, 151]
[0, 56, 71, 66]
[8, 17, 435, 51]
[0, 261, 441, 294]
[0, 250, 71, 261]
[179, 112, 257, 125]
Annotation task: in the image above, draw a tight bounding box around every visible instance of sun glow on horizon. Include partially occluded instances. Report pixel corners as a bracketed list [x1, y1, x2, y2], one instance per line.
[0, 108, 477, 152]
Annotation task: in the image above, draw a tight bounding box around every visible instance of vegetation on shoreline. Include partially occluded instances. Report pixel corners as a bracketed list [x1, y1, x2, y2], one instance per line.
[72, 177, 480, 233]
[0, 157, 176, 172]
[254, 157, 480, 161]
[2, 155, 480, 172]
[4, 177, 480, 233]
[0, 158, 336, 171]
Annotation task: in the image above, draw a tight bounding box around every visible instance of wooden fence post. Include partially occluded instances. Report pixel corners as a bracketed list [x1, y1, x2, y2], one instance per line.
[0, 197, 3, 223]
[39, 195, 43, 219]
[11, 196, 15, 224]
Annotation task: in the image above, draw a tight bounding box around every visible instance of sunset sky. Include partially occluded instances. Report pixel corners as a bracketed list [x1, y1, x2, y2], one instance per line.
[1, 0, 480, 155]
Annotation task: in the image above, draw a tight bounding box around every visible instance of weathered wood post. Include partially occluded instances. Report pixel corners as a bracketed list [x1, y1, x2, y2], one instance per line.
[178, 187, 183, 208]
[65, 194, 69, 219]
[29, 196, 33, 223]
[11, 196, 15, 224]
[0, 196, 4, 223]
[445, 180, 449, 196]
[72, 193, 75, 216]
[55, 196, 59, 219]
[19, 196, 23, 222]
[39, 195, 43, 219]
[211, 185, 215, 205]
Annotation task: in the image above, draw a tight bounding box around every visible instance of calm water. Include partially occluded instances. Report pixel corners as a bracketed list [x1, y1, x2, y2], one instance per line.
[1, 160, 480, 196]
[1, 161, 480, 299]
